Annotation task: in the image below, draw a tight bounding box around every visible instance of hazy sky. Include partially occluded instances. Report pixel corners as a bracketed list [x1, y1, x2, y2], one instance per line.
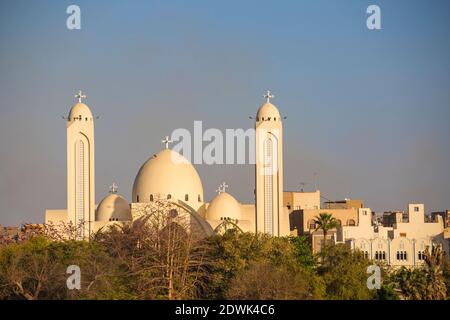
[1, 0, 449, 226]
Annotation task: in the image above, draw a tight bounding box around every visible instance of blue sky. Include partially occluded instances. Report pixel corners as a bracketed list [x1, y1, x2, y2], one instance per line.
[0, 0, 449, 225]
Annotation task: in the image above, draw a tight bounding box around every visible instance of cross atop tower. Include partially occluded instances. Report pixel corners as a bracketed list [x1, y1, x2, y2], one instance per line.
[109, 182, 118, 194]
[264, 90, 274, 103]
[216, 182, 229, 194]
[161, 136, 173, 149]
[75, 90, 86, 103]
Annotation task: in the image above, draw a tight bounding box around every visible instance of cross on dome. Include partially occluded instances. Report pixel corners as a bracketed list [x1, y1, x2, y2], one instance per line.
[109, 182, 118, 194]
[162, 136, 173, 149]
[216, 182, 229, 194]
[264, 90, 275, 103]
[75, 90, 87, 103]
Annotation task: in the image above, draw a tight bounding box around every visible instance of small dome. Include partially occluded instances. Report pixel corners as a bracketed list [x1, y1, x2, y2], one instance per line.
[206, 192, 241, 221]
[68, 102, 93, 120]
[256, 102, 281, 120]
[96, 194, 131, 222]
[132, 149, 204, 210]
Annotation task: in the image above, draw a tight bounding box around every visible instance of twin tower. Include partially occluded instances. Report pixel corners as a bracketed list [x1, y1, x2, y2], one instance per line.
[66, 90, 286, 238]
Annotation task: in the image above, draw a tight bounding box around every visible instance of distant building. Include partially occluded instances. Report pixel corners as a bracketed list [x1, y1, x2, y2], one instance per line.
[431, 210, 450, 228]
[286, 193, 363, 253]
[336, 204, 448, 267]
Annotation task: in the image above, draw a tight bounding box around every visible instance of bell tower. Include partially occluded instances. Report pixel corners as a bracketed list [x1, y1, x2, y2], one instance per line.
[66, 90, 95, 239]
[255, 91, 285, 236]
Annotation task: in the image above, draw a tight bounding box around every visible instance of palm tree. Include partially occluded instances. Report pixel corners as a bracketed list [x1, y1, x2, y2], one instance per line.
[313, 213, 338, 246]
[423, 245, 447, 299]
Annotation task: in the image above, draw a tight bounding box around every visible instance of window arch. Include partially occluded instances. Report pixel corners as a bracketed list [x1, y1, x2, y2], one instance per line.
[348, 219, 356, 226]
[264, 138, 274, 235]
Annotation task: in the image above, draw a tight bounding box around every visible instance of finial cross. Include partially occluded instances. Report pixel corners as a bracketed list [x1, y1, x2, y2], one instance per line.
[75, 90, 86, 103]
[216, 182, 229, 194]
[264, 90, 274, 103]
[162, 136, 173, 149]
[109, 182, 118, 194]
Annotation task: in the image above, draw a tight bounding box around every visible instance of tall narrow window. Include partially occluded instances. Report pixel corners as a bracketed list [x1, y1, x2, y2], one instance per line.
[75, 140, 85, 238]
[150, 194, 154, 202]
[264, 138, 274, 235]
[185, 194, 189, 201]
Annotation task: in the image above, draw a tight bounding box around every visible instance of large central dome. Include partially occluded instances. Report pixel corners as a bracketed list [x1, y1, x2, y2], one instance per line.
[132, 149, 204, 210]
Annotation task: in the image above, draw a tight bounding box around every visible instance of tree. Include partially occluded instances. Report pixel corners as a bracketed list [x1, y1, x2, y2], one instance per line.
[203, 230, 323, 300]
[94, 197, 212, 300]
[0, 236, 118, 300]
[375, 284, 400, 300]
[317, 243, 375, 300]
[313, 213, 338, 245]
[390, 245, 448, 300]
[422, 245, 447, 299]
[226, 261, 315, 300]
[288, 236, 316, 269]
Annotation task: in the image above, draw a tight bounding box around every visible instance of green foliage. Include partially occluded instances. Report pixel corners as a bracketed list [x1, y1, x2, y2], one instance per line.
[288, 236, 316, 269]
[0, 236, 124, 300]
[389, 266, 447, 300]
[203, 231, 323, 299]
[0, 228, 448, 300]
[226, 261, 316, 300]
[375, 284, 400, 300]
[317, 244, 375, 300]
[314, 213, 338, 235]
[386, 246, 448, 300]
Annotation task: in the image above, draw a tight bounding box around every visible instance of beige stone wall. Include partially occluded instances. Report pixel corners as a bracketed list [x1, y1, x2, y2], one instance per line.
[283, 190, 320, 210]
[45, 209, 68, 224]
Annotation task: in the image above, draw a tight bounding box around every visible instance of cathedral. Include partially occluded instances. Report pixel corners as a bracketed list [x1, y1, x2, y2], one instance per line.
[45, 90, 291, 238]
[45, 90, 450, 266]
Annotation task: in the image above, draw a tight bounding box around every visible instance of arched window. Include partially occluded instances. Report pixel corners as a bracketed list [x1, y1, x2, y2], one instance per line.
[264, 138, 274, 235]
[136, 195, 140, 203]
[167, 194, 172, 200]
[150, 194, 154, 202]
[348, 219, 356, 226]
[185, 194, 189, 201]
[75, 139, 85, 239]
[198, 194, 201, 202]
[336, 219, 342, 226]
